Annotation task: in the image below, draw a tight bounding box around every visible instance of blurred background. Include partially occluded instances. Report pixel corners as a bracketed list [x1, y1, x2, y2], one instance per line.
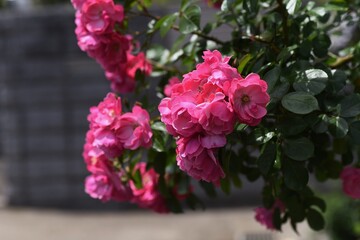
[0, 0, 356, 239]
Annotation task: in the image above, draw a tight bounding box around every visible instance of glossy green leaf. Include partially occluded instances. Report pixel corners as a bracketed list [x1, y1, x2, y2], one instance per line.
[329, 116, 348, 138]
[284, 137, 314, 161]
[340, 94, 360, 118]
[282, 92, 319, 114]
[264, 66, 281, 93]
[293, 69, 328, 95]
[350, 121, 360, 144]
[258, 142, 276, 175]
[179, 5, 201, 34]
[283, 160, 309, 191]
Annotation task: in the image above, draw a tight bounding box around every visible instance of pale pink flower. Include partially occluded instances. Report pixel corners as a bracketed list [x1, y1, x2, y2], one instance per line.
[176, 136, 225, 184]
[164, 77, 181, 97]
[117, 105, 153, 150]
[130, 163, 169, 213]
[340, 167, 360, 199]
[229, 74, 270, 126]
[254, 200, 285, 230]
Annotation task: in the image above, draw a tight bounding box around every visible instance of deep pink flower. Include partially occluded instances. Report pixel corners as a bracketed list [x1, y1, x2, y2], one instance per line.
[117, 105, 153, 150]
[254, 200, 285, 230]
[130, 163, 169, 213]
[164, 77, 181, 97]
[104, 51, 152, 94]
[125, 52, 153, 79]
[159, 92, 202, 137]
[81, 0, 124, 34]
[71, 0, 87, 10]
[340, 167, 360, 199]
[195, 92, 235, 135]
[229, 73, 270, 126]
[85, 163, 133, 202]
[88, 92, 122, 128]
[176, 136, 225, 184]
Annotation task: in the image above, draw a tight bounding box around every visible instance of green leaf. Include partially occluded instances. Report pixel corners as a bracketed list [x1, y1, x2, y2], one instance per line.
[237, 54, 253, 74]
[310, 114, 329, 133]
[283, 160, 309, 191]
[350, 121, 360, 144]
[272, 207, 282, 231]
[220, 0, 235, 11]
[153, 152, 167, 175]
[151, 121, 167, 132]
[199, 181, 217, 198]
[279, 116, 308, 136]
[306, 208, 325, 231]
[258, 142, 277, 175]
[282, 92, 319, 114]
[308, 197, 326, 212]
[155, 14, 177, 37]
[312, 33, 331, 58]
[220, 178, 231, 195]
[179, 5, 201, 34]
[286, 0, 302, 14]
[263, 66, 281, 93]
[340, 94, 360, 118]
[293, 69, 328, 95]
[132, 169, 143, 189]
[329, 116, 348, 138]
[287, 196, 306, 222]
[284, 137, 314, 161]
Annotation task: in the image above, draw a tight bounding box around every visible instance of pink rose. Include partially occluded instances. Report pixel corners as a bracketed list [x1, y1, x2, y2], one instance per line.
[125, 52, 153, 79]
[340, 167, 360, 199]
[195, 92, 235, 135]
[159, 92, 202, 137]
[71, 0, 87, 10]
[117, 105, 153, 150]
[254, 200, 285, 230]
[164, 77, 181, 97]
[81, 0, 124, 34]
[88, 92, 122, 128]
[229, 73, 270, 126]
[176, 136, 225, 184]
[85, 163, 133, 202]
[130, 163, 169, 213]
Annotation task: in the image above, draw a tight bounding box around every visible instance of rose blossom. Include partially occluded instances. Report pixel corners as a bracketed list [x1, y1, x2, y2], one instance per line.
[229, 73, 270, 126]
[340, 167, 360, 199]
[164, 77, 181, 97]
[176, 135, 225, 184]
[85, 162, 133, 202]
[130, 163, 169, 213]
[117, 105, 153, 150]
[254, 200, 285, 230]
[80, 0, 124, 34]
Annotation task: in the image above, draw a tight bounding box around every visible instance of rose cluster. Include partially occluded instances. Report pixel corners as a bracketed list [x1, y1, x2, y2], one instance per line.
[159, 50, 270, 184]
[83, 93, 168, 212]
[71, 0, 152, 93]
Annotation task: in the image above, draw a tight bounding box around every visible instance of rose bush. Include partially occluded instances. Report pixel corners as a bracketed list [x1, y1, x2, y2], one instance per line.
[72, 0, 360, 233]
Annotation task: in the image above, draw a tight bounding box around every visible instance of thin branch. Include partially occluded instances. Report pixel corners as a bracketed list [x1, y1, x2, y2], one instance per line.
[276, 0, 289, 45]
